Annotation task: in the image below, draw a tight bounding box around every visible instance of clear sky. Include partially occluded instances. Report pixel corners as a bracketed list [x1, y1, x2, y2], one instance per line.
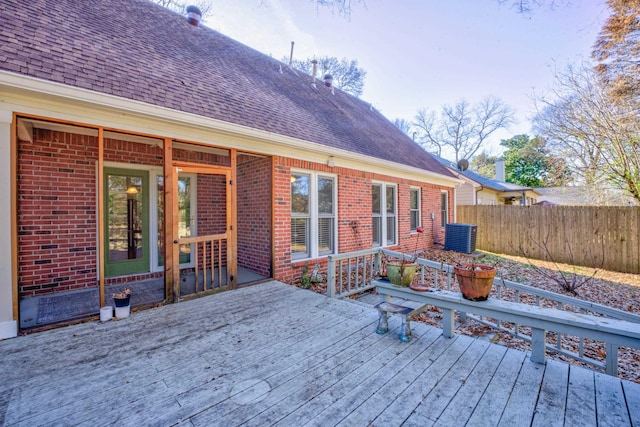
[206, 0, 609, 155]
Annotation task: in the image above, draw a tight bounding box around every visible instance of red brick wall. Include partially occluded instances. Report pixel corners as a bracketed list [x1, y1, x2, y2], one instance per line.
[237, 154, 272, 277]
[272, 157, 453, 282]
[18, 129, 99, 296]
[104, 138, 163, 166]
[196, 174, 227, 235]
[16, 125, 453, 296]
[17, 129, 171, 297]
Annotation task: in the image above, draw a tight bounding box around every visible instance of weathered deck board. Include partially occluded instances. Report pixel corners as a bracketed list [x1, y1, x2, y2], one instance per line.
[623, 380, 640, 426]
[565, 363, 597, 426]
[0, 281, 637, 426]
[595, 371, 632, 427]
[464, 348, 528, 427]
[429, 343, 509, 426]
[532, 359, 569, 427]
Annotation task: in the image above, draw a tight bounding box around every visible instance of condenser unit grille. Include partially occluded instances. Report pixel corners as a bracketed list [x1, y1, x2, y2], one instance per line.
[444, 223, 477, 253]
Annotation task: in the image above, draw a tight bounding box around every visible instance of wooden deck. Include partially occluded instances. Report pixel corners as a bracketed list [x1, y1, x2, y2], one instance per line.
[1, 281, 638, 426]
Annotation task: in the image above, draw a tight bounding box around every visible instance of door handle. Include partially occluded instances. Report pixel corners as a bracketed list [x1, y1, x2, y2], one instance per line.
[173, 239, 179, 244]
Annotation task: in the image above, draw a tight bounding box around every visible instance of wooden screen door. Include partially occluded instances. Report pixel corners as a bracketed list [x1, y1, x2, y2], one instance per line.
[170, 162, 236, 301]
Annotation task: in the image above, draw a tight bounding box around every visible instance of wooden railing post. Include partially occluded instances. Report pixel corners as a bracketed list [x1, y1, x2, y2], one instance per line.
[327, 255, 336, 298]
[605, 343, 618, 376]
[531, 328, 546, 364]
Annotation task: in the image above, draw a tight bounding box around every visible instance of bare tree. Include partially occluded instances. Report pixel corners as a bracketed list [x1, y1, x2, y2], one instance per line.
[592, 0, 640, 110]
[413, 97, 515, 163]
[515, 229, 604, 296]
[393, 118, 413, 136]
[287, 56, 367, 97]
[533, 62, 640, 203]
[498, 0, 572, 14]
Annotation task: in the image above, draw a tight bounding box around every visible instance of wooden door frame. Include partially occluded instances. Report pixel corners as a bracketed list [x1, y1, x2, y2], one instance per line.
[166, 158, 237, 302]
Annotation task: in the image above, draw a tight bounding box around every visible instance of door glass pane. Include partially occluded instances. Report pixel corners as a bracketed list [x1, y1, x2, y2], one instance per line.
[178, 176, 192, 264]
[157, 175, 193, 266]
[157, 175, 164, 267]
[108, 175, 143, 261]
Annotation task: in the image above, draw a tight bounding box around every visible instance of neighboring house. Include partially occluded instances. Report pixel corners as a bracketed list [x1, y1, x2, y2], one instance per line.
[435, 156, 540, 206]
[0, 0, 459, 337]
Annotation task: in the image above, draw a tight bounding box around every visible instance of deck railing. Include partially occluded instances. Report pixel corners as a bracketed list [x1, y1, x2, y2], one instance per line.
[327, 249, 382, 298]
[327, 248, 640, 375]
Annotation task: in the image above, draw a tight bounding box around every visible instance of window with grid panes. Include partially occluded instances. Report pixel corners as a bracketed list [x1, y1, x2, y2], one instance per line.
[410, 187, 420, 231]
[291, 172, 336, 259]
[372, 182, 397, 247]
[441, 191, 449, 228]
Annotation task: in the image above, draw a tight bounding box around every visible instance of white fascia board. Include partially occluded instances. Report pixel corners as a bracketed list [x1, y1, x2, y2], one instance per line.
[0, 71, 461, 187]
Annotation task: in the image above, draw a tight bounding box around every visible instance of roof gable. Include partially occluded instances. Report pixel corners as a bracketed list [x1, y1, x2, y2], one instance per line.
[0, 0, 454, 178]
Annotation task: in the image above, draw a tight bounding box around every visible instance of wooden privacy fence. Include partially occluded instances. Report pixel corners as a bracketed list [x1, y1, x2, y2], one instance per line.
[457, 205, 640, 274]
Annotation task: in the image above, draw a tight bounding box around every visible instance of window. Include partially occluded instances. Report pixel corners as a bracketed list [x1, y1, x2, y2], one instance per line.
[441, 191, 449, 227]
[291, 172, 336, 259]
[410, 187, 421, 232]
[372, 183, 397, 247]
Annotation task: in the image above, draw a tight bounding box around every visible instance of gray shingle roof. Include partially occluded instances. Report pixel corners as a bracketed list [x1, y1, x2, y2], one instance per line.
[432, 155, 533, 191]
[0, 0, 454, 177]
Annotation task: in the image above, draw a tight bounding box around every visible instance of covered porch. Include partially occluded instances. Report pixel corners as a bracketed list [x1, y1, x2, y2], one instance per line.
[1, 281, 637, 426]
[13, 116, 273, 331]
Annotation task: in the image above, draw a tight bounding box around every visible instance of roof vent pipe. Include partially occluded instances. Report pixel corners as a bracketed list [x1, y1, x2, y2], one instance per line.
[289, 41, 295, 66]
[324, 74, 333, 87]
[186, 5, 202, 26]
[311, 59, 318, 88]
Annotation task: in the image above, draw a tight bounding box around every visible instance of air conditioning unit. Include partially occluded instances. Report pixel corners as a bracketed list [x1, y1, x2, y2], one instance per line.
[444, 223, 477, 253]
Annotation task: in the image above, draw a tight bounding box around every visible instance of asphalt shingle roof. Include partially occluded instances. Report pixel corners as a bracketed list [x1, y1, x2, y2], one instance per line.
[0, 0, 454, 178]
[433, 156, 533, 192]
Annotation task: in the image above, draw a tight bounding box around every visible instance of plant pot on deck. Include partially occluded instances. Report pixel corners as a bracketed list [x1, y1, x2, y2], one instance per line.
[386, 263, 417, 288]
[113, 292, 131, 319]
[454, 264, 497, 301]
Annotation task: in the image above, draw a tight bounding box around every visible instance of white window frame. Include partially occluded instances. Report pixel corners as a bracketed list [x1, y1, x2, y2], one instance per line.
[372, 181, 398, 247]
[440, 190, 449, 229]
[410, 187, 421, 232]
[290, 170, 338, 260]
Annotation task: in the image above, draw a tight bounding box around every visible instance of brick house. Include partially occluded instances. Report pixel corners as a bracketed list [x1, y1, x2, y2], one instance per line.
[0, 0, 459, 338]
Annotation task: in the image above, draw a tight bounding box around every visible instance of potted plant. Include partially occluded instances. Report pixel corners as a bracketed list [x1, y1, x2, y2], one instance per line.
[385, 227, 424, 287]
[453, 263, 497, 301]
[113, 288, 132, 319]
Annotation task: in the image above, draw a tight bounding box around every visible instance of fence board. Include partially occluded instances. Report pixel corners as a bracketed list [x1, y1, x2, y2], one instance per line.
[457, 206, 640, 274]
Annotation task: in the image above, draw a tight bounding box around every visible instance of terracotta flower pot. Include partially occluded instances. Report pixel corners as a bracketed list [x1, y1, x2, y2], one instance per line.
[386, 263, 417, 287]
[454, 264, 497, 301]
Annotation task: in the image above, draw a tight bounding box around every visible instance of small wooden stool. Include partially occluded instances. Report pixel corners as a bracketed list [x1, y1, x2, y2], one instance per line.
[375, 301, 413, 342]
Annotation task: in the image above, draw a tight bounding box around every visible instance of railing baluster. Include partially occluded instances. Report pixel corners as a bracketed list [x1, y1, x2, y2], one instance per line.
[202, 239, 208, 292]
[194, 242, 200, 293]
[217, 239, 222, 287]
